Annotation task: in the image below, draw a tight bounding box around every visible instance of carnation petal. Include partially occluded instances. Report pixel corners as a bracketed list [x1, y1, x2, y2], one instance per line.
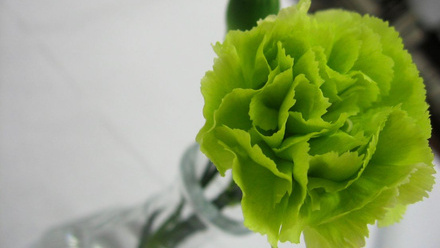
[327, 31, 361, 74]
[308, 151, 364, 182]
[303, 188, 398, 248]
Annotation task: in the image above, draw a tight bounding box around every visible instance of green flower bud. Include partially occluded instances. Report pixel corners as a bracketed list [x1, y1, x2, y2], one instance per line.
[198, 0, 435, 247]
[227, 0, 280, 31]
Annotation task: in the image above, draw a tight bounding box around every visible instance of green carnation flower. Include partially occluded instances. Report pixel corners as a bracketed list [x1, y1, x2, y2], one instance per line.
[196, 0, 436, 247]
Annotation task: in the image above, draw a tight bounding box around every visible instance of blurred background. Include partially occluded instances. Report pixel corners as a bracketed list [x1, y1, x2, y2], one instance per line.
[1, 0, 439, 247]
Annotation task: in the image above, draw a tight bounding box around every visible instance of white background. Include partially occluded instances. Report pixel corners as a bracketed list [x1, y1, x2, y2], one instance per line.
[1, 1, 439, 248]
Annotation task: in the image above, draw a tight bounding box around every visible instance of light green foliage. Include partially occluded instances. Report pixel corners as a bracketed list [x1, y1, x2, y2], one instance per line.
[196, 0, 435, 247]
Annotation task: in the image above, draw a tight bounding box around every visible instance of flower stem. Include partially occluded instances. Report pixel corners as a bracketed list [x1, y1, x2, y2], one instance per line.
[137, 161, 242, 248]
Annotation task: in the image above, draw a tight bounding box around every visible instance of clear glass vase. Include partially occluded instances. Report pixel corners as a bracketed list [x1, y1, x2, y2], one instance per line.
[32, 144, 258, 248]
[31, 142, 439, 248]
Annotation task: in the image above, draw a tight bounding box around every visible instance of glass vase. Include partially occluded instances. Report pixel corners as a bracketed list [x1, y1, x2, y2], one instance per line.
[32, 144, 260, 248]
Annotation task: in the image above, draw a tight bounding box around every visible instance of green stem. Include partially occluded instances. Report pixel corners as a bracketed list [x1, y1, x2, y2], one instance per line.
[200, 160, 218, 188]
[137, 161, 242, 248]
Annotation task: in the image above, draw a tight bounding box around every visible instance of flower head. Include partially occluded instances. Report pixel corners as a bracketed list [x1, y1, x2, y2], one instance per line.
[196, 0, 436, 247]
